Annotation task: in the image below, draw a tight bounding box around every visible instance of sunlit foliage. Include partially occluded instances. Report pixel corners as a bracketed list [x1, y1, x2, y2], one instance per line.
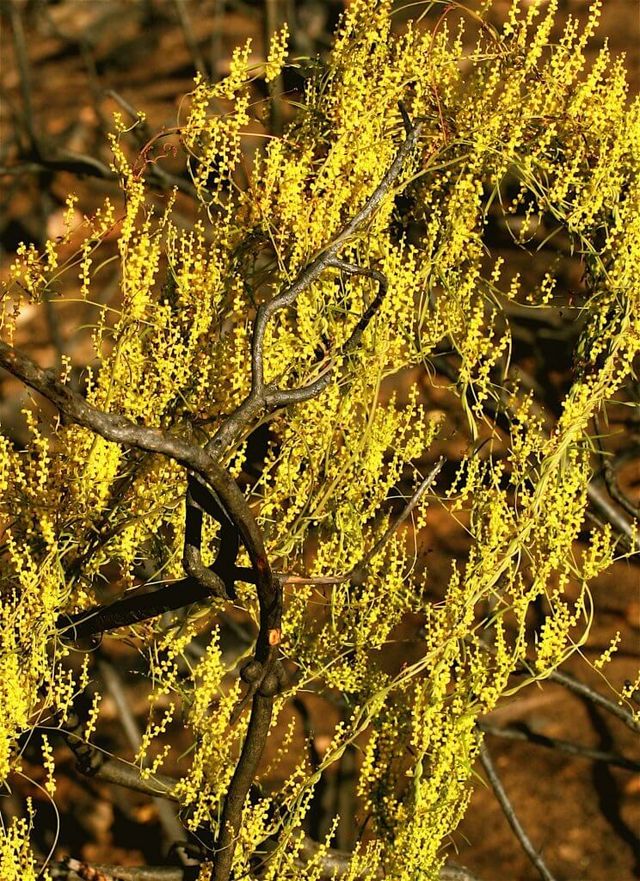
[1, 1, 638, 877]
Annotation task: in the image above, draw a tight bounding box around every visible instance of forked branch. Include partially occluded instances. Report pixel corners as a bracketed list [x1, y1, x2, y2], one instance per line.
[0, 104, 425, 881]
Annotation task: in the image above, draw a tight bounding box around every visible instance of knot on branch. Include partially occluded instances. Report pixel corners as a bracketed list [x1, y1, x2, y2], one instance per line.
[240, 659, 263, 684]
[239, 658, 287, 696]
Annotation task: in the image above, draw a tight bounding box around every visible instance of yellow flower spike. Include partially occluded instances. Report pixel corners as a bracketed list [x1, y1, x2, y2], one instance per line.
[265, 23, 289, 84]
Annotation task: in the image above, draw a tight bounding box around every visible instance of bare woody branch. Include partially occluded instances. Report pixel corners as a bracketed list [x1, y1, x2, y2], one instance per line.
[49, 861, 187, 881]
[205, 108, 423, 462]
[1, 106, 425, 881]
[478, 739, 558, 881]
[548, 668, 640, 735]
[477, 635, 640, 735]
[0, 341, 271, 583]
[479, 721, 640, 772]
[55, 705, 178, 801]
[593, 414, 639, 519]
[55, 705, 482, 881]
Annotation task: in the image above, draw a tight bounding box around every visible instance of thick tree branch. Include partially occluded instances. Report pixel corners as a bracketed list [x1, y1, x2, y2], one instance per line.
[0, 339, 273, 599]
[211, 695, 274, 881]
[59, 577, 216, 639]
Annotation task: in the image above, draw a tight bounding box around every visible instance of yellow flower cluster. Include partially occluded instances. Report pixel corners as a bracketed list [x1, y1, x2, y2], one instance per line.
[173, 632, 245, 831]
[265, 24, 289, 84]
[0, 806, 49, 881]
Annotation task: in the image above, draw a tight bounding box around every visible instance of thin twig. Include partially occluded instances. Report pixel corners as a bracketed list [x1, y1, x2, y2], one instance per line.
[548, 669, 640, 735]
[326, 258, 389, 356]
[173, 0, 207, 77]
[479, 721, 640, 772]
[351, 457, 444, 586]
[586, 482, 639, 552]
[278, 458, 443, 590]
[433, 352, 640, 552]
[478, 738, 558, 881]
[594, 414, 639, 519]
[475, 636, 640, 735]
[98, 659, 187, 853]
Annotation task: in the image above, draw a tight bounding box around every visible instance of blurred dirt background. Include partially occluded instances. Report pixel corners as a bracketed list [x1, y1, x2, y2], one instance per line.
[1, 2, 639, 880]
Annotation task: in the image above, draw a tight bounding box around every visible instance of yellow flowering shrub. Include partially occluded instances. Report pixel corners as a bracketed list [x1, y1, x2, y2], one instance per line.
[0, 1, 638, 878]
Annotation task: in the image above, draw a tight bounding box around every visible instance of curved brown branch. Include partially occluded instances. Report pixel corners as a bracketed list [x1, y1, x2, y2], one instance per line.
[2, 105, 425, 881]
[548, 668, 640, 735]
[202, 106, 424, 881]
[0, 340, 272, 597]
[205, 108, 424, 462]
[0, 341, 284, 881]
[56, 713, 178, 801]
[325, 258, 389, 356]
